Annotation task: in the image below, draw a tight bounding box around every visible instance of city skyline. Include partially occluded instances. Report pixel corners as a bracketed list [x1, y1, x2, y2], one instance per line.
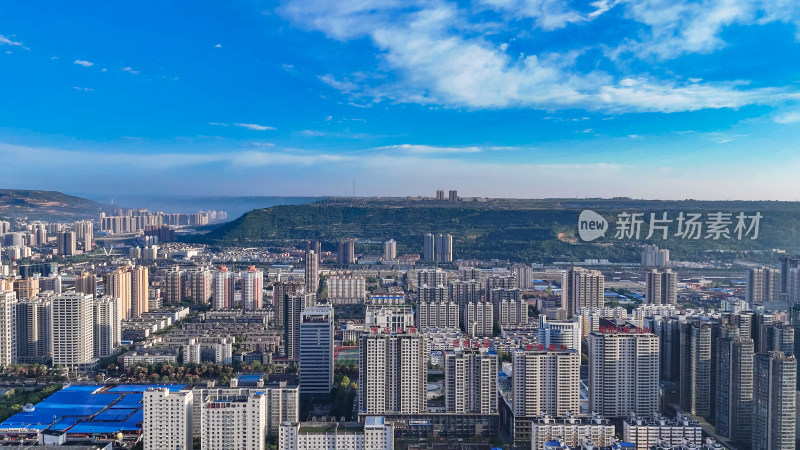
[2, 2, 800, 199]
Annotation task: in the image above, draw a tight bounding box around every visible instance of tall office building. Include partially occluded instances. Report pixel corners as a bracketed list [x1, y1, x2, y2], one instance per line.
[715, 336, 754, 444]
[358, 332, 427, 414]
[461, 301, 493, 337]
[187, 268, 213, 305]
[273, 281, 304, 328]
[56, 230, 77, 256]
[242, 266, 264, 310]
[383, 239, 396, 260]
[103, 268, 132, 319]
[130, 265, 149, 317]
[645, 269, 677, 305]
[641, 244, 669, 267]
[747, 266, 781, 305]
[304, 251, 319, 295]
[284, 293, 316, 361]
[164, 266, 183, 304]
[423, 233, 435, 262]
[212, 266, 235, 310]
[73, 220, 93, 251]
[538, 316, 582, 353]
[0, 291, 17, 367]
[752, 351, 797, 450]
[444, 349, 497, 414]
[588, 326, 659, 417]
[93, 295, 121, 358]
[435, 233, 453, 262]
[680, 320, 713, 419]
[200, 392, 268, 450]
[337, 240, 355, 265]
[561, 268, 604, 318]
[143, 387, 193, 450]
[512, 348, 580, 417]
[74, 271, 97, 296]
[15, 295, 51, 364]
[299, 306, 334, 395]
[51, 292, 96, 371]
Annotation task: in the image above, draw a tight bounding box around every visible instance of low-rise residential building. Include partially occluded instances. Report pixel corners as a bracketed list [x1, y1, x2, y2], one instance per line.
[279, 416, 393, 450]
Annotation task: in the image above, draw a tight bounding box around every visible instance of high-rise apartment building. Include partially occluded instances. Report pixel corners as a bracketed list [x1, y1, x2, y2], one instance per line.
[143, 387, 193, 450]
[418, 268, 448, 289]
[74, 271, 97, 296]
[242, 266, 264, 310]
[358, 332, 427, 415]
[561, 268, 604, 318]
[641, 244, 669, 267]
[15, 294, 51, 364]
[212, 266, 235, 310]
[186, 268, 213, 305]
[200, 392, 267, 450]
[416, 300, 459, 331]
[423, 233, 435, 262]
[56, 230, 77, 256]
[444, 349, 497, 414]
[645, 268, 677, 305]
[435, 233, 453, 262]
[326, 275, 366, 304]
[383, 239, 396, 260]
[93, 295, 121, 358]
[418, 284, 448, 303]
[779, 255, 800, 302]
[747, 266, 781, 305]
[337, 240, 355, 265]
[495, 298, 528, 328]
[512, 265, 534, 289]
[299, 306, 334, 395]
[449, 279, 481, 305]
[273, 281, 304, 328]
[0, 291, 17, 367]
[103, 267, 132, 319]
[680, 320, 713, 419]
[304, 251, 319, 295]
[279, 416, 394, 450]
[512, 348, 580, 417]
[715, 336, 754, 444]
[752, 351, 797, 450]
[73, 220, 93, 251]
[51, 292, 96, 371]
[130, 265, 149, 317]
[448, 190, 458, 201]
[588, 326, 659, 417]
[284, 293, 316, 361]
[461, 301, 493, 337]
[165, 266, 183, 304]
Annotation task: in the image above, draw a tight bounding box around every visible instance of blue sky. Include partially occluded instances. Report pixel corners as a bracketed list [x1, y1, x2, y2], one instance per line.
[2, 0, 800, 200]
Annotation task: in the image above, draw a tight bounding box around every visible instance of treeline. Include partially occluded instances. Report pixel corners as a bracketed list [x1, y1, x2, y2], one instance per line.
[0, 364, 68, 382]
[0, 384, 62, 423]
[123, 361, 276, 385]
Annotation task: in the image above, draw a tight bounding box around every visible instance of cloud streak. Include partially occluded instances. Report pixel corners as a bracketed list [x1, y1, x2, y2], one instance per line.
[74, 59, 94, 67]
[282, 0, 799, 113]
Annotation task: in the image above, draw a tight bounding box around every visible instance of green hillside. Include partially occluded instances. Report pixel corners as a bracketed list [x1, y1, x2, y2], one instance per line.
[0, 189, 107, 220]
[190, 199, 800, 263]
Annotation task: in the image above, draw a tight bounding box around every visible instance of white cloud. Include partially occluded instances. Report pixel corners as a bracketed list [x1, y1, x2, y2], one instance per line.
[0, 35, 23, 46]
[378, 144, 484, 154]
[122, 66, 140, 74]
[215, 43, 223, 48]
[233, 123, 276, 131]
[73, 86, 94, 92]
[74, 60, 94, 67]
[209, 122, 230, 127]
[774, 110, 800, 124]
[283, 0, 798, 113]
[300, 130, 327, 136]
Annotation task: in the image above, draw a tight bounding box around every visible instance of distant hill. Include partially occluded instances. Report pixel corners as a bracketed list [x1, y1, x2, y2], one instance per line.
[190, 198, 800, 263]
[0, 189, 107, 220]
